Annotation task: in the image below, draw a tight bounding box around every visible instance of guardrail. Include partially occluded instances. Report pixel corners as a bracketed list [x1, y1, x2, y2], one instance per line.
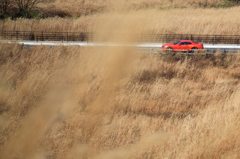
[0, 31, 91, 42]
[155, 50, 240, 56]
[1, 31, 240, 44]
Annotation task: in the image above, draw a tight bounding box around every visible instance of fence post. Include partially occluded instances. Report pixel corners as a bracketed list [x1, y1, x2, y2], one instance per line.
[67, 32, 68, 42]
[214, 35, 216, 45]
[16, 31, 19, 40]
[37, 32, 38, 42]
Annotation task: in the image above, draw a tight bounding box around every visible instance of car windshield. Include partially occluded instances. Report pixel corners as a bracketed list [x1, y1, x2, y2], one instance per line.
[174, 41, 180, 45]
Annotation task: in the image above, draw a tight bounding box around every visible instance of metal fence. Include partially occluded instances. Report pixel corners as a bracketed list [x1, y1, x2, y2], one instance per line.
[0, 31, 91, 42]
[1, 30, 240, 44]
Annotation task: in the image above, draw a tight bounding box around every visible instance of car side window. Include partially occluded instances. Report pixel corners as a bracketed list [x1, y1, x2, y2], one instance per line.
[186, 42, 192, 45]
[180, 42, 186, 45]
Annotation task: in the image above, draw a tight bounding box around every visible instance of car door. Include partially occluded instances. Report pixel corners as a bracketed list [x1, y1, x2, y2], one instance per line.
[185, 42, 193, 50]
[179, 42, 188, 51]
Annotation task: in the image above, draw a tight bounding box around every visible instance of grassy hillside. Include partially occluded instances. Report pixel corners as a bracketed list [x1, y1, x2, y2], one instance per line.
[1, 0, 240, 35]
[3, 0, 233, 19]
[0, 42, 240, 158]
[1, 7, 240, 35]
[39, 0, 237, 17]
[1, 0, 240, 159]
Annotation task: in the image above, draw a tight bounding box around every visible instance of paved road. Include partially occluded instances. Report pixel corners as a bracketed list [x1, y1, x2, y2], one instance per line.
[1, 40, 240, 53]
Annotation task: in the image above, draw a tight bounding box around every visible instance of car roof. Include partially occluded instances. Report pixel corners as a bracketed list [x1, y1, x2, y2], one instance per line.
[179, 40, 195, 42]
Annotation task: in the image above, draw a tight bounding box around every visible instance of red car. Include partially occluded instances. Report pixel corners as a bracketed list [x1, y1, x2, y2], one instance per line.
[162, 40, 204, 53]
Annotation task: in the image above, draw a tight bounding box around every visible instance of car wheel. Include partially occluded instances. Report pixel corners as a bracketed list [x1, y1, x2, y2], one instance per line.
[190, 47, 198, 53]
[166, 47, 173, 53]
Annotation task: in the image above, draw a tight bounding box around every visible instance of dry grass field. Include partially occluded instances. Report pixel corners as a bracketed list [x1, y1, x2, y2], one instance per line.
[1, 0, 240, 159]
[1, 7, 240, 35]
[40, 0, 237, 16]
[39, 0, 226, 17]
[1, 0, 240, 35]
[0, 41, 240, 159]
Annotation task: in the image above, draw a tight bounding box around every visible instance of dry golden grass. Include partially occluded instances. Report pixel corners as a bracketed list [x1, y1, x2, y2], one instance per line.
[1, 6, 240, 35]
[39, 0, 229, 17]
[1, 1, 240, 158]
[0, 41, 240, 158]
